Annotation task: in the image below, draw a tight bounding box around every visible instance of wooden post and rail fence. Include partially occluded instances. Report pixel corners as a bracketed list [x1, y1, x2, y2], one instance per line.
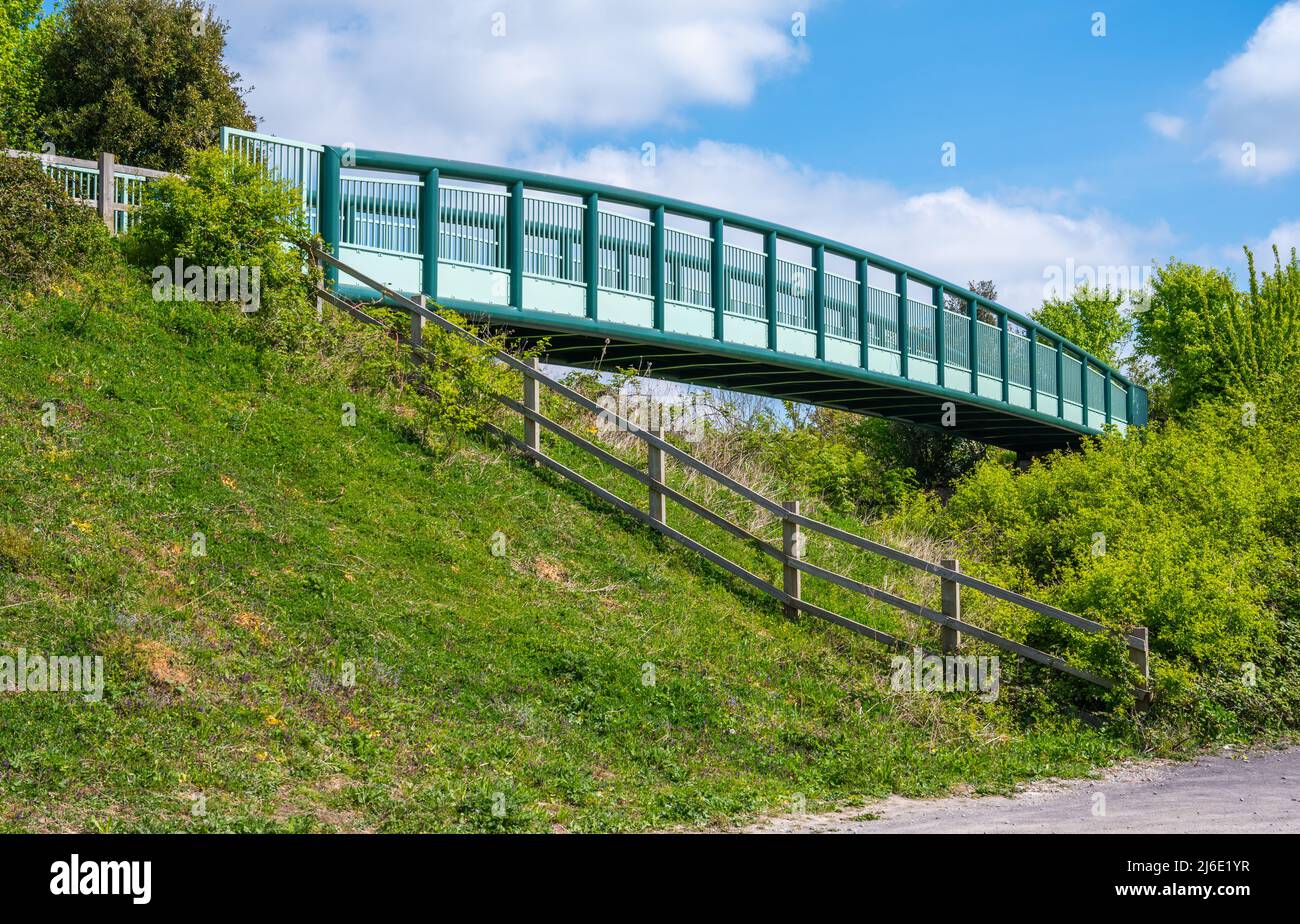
[5, 147, 172, 232]
[308, 244, 1154, 709]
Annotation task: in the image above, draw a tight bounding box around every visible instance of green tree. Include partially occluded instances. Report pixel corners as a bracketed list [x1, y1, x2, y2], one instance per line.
[0, 0, 55, 149]
[37, 0, 255, 171]
[1135, 249, 1300, 414]
[1034, 284, 1132, 365]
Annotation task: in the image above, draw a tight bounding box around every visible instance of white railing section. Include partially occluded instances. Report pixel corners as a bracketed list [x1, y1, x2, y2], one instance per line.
[665, 227, 712, 308]
[598, 212, 652, 295]
[724, 243, 766, 319]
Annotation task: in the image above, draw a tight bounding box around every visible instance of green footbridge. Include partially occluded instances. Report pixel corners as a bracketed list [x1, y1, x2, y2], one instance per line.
[222, 128, 1146, 455]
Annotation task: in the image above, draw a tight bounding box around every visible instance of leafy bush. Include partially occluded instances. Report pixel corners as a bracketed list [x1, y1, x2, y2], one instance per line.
[938, 378, 1298, 737]
[0, 152, 118, 301]
[122, 147, 317, 348]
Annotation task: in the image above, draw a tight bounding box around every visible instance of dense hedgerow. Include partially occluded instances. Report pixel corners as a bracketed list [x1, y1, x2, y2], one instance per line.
[934, 376, 1300, 739]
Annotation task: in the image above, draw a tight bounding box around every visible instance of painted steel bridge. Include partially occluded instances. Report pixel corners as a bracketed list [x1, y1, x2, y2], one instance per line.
[222, 128, 1146, 455]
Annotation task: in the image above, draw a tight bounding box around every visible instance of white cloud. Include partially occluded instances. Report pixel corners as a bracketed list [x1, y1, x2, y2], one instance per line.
[214, 0, 807, 161]
[1202, 0, 1300, 179]
[1144, 112, 1186, 140]
[1250, 219, 1300, 258]
[526, 142, 1173, 313]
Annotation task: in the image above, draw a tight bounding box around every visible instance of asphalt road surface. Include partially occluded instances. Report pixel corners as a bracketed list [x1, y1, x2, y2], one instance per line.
[746, 745, 1300, 833]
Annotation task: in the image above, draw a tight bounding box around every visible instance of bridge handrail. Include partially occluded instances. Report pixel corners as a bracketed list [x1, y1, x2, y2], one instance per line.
[309, 243, 1154, 704]
[339, 144, 1135, 391]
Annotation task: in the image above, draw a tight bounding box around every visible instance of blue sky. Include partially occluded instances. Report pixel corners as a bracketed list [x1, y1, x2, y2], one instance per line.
[130, 1, 1300, 311]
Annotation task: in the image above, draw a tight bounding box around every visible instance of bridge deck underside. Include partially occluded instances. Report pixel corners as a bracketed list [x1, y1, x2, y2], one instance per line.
[477, 318, 1084, 457]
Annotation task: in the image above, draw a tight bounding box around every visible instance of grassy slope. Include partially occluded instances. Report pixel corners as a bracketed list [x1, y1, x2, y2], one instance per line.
[0, 280, 1131, 832]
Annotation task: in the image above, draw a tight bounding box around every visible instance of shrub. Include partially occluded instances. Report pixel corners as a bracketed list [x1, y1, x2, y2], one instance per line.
[938, 381, 1298, 736]
[122, 147, 317, 350]
[0, 152, 118, 301]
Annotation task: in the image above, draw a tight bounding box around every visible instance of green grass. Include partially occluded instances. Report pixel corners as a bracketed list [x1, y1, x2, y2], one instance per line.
[0, 279, 1135, 832]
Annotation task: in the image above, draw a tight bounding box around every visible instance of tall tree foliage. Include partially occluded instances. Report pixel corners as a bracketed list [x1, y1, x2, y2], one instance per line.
[1034, 284, 1132, 365]
[37, 0, 255, 171]
[0, 0, 54, 149]
[1136, 249, 1300, 414]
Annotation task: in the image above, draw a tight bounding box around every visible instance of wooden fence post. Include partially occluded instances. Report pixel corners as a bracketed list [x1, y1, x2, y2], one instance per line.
[1128, 625, 1152, 708]
[97, 152, 115, 230]
[410, 295, 426, 364]
[523, 357, 541, 463]
[782, 500, 801, 619]
[647, 427, 666, 524]
[940, 557, 961, 655]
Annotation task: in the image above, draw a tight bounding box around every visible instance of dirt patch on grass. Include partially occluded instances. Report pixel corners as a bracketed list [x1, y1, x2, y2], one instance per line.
[532, 556, 568, 585]
[134, 639, 192, 687]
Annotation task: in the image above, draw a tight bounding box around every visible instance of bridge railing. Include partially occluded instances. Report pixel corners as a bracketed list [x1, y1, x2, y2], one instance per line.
[308, 244, 1154, 707]
[220, 127, 1144, 435]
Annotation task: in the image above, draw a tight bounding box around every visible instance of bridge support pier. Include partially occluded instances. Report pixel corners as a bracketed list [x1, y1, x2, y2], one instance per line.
[940, 557, 961, 654]
[782, 500, 802, 619]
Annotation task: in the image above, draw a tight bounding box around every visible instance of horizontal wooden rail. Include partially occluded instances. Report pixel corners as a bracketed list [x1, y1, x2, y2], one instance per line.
[311, 245, 1152, 703]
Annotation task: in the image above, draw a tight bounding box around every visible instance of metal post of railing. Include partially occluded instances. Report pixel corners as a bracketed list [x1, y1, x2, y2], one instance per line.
[1028, 327, 1038, 412]
[1080, 357, 1090, 428]
[813, 244, 826, 360]
[1056, 339, 1066, 418]
[782, 500, 801, 619]
[968, 296, 979, 390]
[940, 557, 961, 655]
[711, 218, 726, 340]
[523, 357, 541, 463]
[648, 426, 666, 525]
[934, 285, 946, 388]
[1104, 368, 1113, 426]
[508, 180, 524, 309]
[419, 168, 439, 301]
[765, 231, 779, 351]
[584, 192, 599, 320]
[857, 258, 870, 370]
[999, 311, 1010, 403]
[652, 205, 666, 331]
[318, 146, 342, 288]
[1125, 380, 1134, 429]
[897, 271, 909, 378]
[97, 152, 115, 230]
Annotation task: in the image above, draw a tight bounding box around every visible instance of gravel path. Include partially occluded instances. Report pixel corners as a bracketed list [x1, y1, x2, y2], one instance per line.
[745, 745, 1300, 833]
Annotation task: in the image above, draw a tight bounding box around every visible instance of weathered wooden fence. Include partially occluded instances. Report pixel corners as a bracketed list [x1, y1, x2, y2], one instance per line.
[4, 148, 171, 233]
[309, 243, 1153, 707]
